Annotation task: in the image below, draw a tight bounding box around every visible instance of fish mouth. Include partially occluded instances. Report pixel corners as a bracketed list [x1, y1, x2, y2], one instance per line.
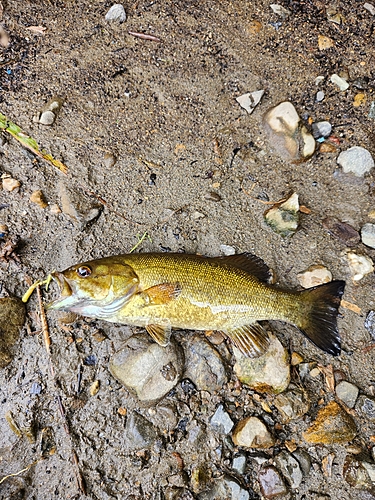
[46, 271, 79, 311]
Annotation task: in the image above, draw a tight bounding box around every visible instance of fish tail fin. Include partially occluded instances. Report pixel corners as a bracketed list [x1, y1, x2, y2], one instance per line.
[295, 280, 345, 356]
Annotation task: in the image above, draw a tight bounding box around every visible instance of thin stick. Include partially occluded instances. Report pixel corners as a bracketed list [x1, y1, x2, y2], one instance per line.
[128, 31, 161, 42]
[129, 231, 151, 253]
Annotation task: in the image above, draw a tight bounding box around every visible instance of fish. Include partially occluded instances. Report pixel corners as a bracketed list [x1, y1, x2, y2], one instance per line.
[47, 252, 345, 357]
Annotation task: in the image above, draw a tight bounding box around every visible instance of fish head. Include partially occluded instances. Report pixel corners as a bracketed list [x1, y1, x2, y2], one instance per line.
[47, 258, 139, 318]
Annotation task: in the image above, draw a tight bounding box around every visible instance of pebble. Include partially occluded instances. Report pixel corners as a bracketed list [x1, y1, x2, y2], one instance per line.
[232, 454, 247, 474]
[318, 35, 334, 50]
[39, 110, 55, 125]
[356, 395, 375, 421]
[322, 217, 360, 247]
[303, 401, 356, 444]
[330, 74, 349, 91]
[210, 404, 234, 434]
[263, 102, 315, 161]
[292, 449, 311, 476]
[2, 174, 21, 192]
[105, 4, 127, 22]
[258, 466, 288, 499]
[369, 101, 375, 119]
[270, 4, 291, 18]
[0, 297, 26, 368]
[0, 224, 9, 238]
[273, 388, 310, 423]
[337, 146, 374, 177]
[364, 2, 375, 15]
[311, 121, 332, 139]
[335, 381, 359, 408]
[109, 334, 183, 403]
[346, 252, 374, 281]
[36, 96, 63, 126]
[236, 90, 264, 114]
[103, 152, 117, 168]
[220, 244, 236, 256]
[124, 411, 159, 450]
[361, 223, 375, 249]
[264, 193, 300, 238]
[315, 90, 325, 102]
[183, 334, 228, 392]
[365, 311, 375, 340]
[148, 404, 178, 433]
[344, 455, 375, 491]
[90, 380, 100, 396]
[274, 451, 303, 489]
[234, 334, 290, 394]
[319, 142, 336, 153]
[297, 265, 332, 288]
[30, 190, 48, 209]
[232, 416, 274, 449]
[198, 475, 249, 500]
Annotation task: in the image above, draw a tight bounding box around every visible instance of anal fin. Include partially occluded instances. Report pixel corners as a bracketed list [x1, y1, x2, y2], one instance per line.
[145, 320, 172, 347]
[224, 322, 270, 358]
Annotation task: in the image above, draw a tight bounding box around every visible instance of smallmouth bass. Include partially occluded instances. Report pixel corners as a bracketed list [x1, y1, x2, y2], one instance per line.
[47, 252, 345, 357]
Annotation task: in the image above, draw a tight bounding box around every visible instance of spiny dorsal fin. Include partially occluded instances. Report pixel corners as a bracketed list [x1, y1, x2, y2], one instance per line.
[143, 283, 181, 305]
[224, 322, 270, 358]
[215, 253, 272, 283]
[145, 320, 172, 346]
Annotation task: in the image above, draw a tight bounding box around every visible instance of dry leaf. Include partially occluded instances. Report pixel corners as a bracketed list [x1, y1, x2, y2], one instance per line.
[318, 364, 335, 392]
[26, 25, 46, 34]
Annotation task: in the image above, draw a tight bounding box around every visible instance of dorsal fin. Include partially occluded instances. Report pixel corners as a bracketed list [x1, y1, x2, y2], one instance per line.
[214, 253, 272, 283]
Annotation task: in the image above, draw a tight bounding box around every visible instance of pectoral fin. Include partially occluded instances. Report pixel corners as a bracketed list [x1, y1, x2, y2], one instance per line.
[146, 320, 172, 346]
[224, 322, 270, 358]
[143, 283, 181, 305]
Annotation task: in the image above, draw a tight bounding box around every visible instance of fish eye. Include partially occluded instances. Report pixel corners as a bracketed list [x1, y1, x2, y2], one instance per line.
[77, 266, 92, 278]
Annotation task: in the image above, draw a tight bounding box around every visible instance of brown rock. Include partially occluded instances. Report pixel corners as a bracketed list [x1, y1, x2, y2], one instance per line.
[30, 190, 48, 208]
[0, 297, 26, 368]
[258, 466, 288, 498]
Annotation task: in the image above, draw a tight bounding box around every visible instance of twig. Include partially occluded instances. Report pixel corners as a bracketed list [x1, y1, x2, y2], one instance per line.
[129, 231, 151, 253]
[128, 31, 161, 42]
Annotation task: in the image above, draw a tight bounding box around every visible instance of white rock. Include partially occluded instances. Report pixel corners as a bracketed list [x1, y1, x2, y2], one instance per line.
[236, 90, 264, 114]
[315, 76, 325, 85]
[105, 4, 127, 22]
[346, 252, 374, 281]
[316, 90, 325, 102]
[364, 3, 375, 15]
[232, 416, 274, 449]
[270, 4, 291, 17]
[39, 110, 55, 125]
[361, 223, 375, 249]
[335, 380, 359, 408]
[220, 244, 236, 256]
[337, 146, 374, 177]
[331, 74, 349, 91]
[297, 265, 332, 288]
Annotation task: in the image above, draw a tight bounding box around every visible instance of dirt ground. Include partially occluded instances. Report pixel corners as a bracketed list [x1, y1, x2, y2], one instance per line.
[1, 0, 375, 498]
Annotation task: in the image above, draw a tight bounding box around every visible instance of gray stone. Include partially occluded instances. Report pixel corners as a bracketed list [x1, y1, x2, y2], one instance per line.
[58, 181, 103, 227]
[273, 388, 310, 422]
[258, 466, 288, 499]
[210, 404, 234, 434]
[361, 223, 375, 249]
[364, 3, 375, 15]
[270, 4, 291, 17]
[356, 395, 375, 421]
[232, 454, 247, 474]
[105, 4, 126, 22]
[110, 334, 183, 403]
[365, 311, 375, 340]
[125, 411, 159, 450]
[232, 416, 274, 449]
[337, 146, 374, 177]
[183, 334, 228, 392]
[234, 334, 290, 394]
[39, 110, 55, 125]
[316, 91, 325, 102]
[312, 121, 332, 138]
[198, 475, 249, 500]
[292, 449, 311, 476]
[335, 381, 359, 408]
[274, 451, 303, 489]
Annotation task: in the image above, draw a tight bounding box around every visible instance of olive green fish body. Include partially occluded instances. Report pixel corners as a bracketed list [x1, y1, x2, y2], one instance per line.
[48, 252, 345, 357]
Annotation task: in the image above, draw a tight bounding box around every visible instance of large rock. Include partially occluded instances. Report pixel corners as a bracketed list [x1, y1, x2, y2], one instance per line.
[303, 401, 356, 444]
[109, 334, 184, 403]
[232, 416, 274, 449]
[337, 146, 374, 177]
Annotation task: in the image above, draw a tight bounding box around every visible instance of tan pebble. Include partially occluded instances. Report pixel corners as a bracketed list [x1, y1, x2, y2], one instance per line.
[291, 351, 304, 366]
[297, 265, 332, 288]
[58, 311, 78, 324]
[2, 176, 21, 191]
[118, 407, 127, 416]
[368, 210, 375, 220]
[319, 142, 337, 153]
[49, 203, 61, 214]
[104, 152, 117, 168]
[318, 34, 334, 50]
[310, 367, 321, 377]
[247, 20, 262, 34]
[212, 182, 221, 188]
[0, 224, 9, 235]
[285, 440, 298, 452]
[353, 93, 366, 107]
[90, 380, 100, 396]
[30, 190, 48, 208]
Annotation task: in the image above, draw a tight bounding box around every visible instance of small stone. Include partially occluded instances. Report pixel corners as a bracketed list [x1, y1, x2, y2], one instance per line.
[335, 381, 359, 408]
[109, 334, 183, 403]
[147, 404, 177, 433]
[311, 121, 332, 139]
[0, 224, 9, 238]
[322, 217, 360, 247]
[369, 101, 375, 119]
[292, 449, 312, 476]
[236, 90, 265, 114]
[316, 90, 325, 102]
[232, 454, 246, 474]
[318, 35, 334, 50]
[330, 74, 349, 91]
[39, 110, 55, 125]
[90, 380, 100, 396]
[220, 244, 236, 256]
[49, 203, 61, 214]
[183, 334, 228, 392]
[270, 4, 291, 17]
[204, 191, 221, 202]
[2, 175, 21, 192]
[258, 466, 288, 499]
[234, 334, 290, 394]
[346, 252, 374, 281]
[30, 382, 42, 395]
[315, 76, 325, 85]
[198, 475, 250, 500]
[274, 451, 303, 489]
[297, 265, 332, 288]
[263, 102, 315, 161]
[356, 395, 375, 421]
[273, 388, 310, 423]
[361, 223, 375, 249]
[365, 311, 375, 340]
[232, 416, 274, 449]
[264, 193, 299, 238]
[337, 146, 374, 177]
[30, 190, 48, 208]
[105, 4, 127, 22]
[344, 455, 375, 491]
[124, 411, 159, 450]
[303, 401, 356, 445]
[353, 93, 367, 107]
[0, 297, 26, 368]
[291, 352, 303, 366]
[319, 142, 337, 153]
[210, 404, 234, 434]
[104, 152, 117, 168]
[36, 97, 63, 126]
[364, 3, 375, 15]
